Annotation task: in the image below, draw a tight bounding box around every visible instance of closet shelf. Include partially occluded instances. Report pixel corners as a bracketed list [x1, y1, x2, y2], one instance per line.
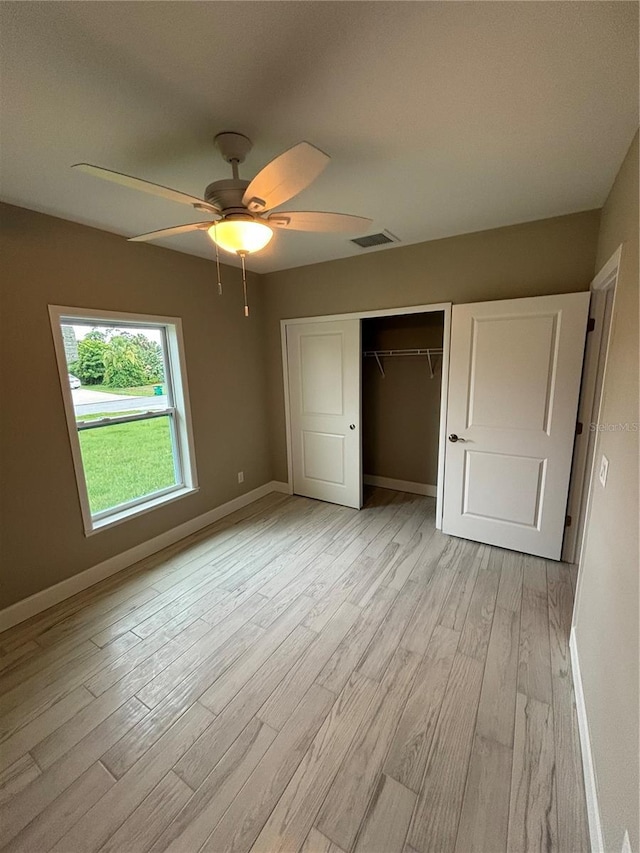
[363, 347, 443, 379]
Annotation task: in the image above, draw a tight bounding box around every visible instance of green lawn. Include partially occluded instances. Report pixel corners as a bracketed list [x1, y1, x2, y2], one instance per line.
[80, 384, 163, 397]
[78, 416, 176, 513]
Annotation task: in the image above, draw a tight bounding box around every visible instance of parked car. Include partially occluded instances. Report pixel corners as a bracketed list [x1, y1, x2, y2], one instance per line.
[68, 374, 81, 389]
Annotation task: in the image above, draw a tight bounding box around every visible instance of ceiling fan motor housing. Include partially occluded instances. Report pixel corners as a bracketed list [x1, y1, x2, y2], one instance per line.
[204, 178, 250, 213]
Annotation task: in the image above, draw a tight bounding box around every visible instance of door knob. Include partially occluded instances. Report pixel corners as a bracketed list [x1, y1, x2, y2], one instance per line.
[349, 424, 356, 430]
[448, 433, 466, 442]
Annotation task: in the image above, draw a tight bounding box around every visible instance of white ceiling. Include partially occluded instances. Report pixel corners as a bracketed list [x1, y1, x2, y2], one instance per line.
[1, 2, 637, 274]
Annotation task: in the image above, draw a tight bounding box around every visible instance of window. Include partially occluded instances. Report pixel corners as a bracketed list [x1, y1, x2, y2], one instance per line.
[49, 306, 198, 534]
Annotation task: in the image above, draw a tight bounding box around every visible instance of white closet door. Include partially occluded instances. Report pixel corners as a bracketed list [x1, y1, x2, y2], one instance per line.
[287, 319, 362, 508]
[443, 292, 590, 559]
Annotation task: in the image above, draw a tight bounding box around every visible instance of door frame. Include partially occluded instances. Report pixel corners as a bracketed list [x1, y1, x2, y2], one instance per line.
[562, 246, 622, 563]
[281, 302, 452, 528]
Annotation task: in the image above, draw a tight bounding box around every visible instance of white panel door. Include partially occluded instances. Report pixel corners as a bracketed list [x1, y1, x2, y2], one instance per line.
[443, 292, 590, 559]
[287, 319, 361, 508]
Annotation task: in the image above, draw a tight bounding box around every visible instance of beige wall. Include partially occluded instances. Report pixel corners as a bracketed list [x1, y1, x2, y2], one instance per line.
[263, 210, 601, 481]
[362, 313, 444, 486]
[573, 132, 639, 852]
[0, 203, 271, 609]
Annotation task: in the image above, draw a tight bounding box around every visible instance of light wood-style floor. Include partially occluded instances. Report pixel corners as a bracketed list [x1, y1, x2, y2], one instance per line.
[0, 488, 589, 853]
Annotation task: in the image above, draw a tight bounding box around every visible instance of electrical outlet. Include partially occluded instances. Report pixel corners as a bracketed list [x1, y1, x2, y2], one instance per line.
[237, 471, 244, 484]
[598, 454, 609, 488]
[621, 830, 631, 853]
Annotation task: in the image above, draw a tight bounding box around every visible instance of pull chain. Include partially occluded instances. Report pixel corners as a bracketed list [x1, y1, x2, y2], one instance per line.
[240, 252, 249, 317]
[212, 222, 223, 295]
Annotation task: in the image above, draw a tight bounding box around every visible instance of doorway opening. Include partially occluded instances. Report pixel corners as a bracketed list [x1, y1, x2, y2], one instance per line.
[362, 312, 446, 505]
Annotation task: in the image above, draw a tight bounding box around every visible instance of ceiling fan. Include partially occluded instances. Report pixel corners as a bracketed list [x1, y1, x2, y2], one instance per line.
[73, 133, 373, 315]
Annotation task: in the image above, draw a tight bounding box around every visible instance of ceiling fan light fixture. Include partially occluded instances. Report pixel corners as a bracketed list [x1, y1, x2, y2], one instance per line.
[208, 219, 273, 255]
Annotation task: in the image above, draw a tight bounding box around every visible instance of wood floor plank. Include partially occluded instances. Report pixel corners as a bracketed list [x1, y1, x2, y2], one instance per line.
[176, 623, 316, 789]
[454, 735, 513, 853]
[2, 761, 115, 853]
[97, 770, 193, 853]
[0, 697, 148, 843]
[85, 618, 211, 698]
[0, 640, 40, 677]
[407, 652, 484, 853]
[522, 554, 548, 595]
[475, 605, 520, 748]
[348, 542, 401, 609]
[197, 683, 336, 853]
[36, 585, 161, 650]
[353, 773, 416, 853]
[383, 526, 435, 591]
[31, 681, 143, 770]
[135, 597, 266, 708]
[101, 621, 262, 779]
[249, 673, 378, 853]
[0, 639, 105, 716]
[259, 602, 360, 731]
[316, 585, 397, 695]
[86, 613, 200, 694]
[358, 581, 420, 680]
[383, 625, 459, 792]
[148, 717, 276, 853]
[458, 547, 499, 661]
[518, 585, 552, 704]
[316, 647, 420, 852]
[401, 538, 469, 655]
[251, 554, 331, 630]
[51, 701, 214, 853]
[301, 827, 346, 853]
[200, 595, 316, 714]
[438, 541, 480, 631]
[89, 574, 226, 647]
[0, 632, 141, 741]
[0, 685, 95, 773]
[303, 537, 370, 601]
[497, 551, 524, 613]
[507, 692, 558, 853]
[0, 753, 41, 805]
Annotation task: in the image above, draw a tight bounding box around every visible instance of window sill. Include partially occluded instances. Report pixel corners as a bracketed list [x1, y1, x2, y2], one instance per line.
[84, 485, 200, 536]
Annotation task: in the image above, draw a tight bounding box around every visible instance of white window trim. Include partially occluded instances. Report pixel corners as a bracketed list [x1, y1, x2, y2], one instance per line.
[49, 305, 199, 536]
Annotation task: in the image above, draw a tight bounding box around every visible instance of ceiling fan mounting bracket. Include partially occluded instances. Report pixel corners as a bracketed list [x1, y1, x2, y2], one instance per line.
[214, 132, 253, 165]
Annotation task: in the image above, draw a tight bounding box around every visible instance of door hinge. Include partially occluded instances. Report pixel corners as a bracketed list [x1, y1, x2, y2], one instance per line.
[565, 514, 572, 527]
[576, 422, 583, 435]
[587, 317, 595, 332]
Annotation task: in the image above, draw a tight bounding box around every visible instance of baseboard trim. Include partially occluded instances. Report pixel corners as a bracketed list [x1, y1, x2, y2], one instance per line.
[570, 627, 604, 853]
[364, 475, 437, 497]
[0, 480, 290, 633]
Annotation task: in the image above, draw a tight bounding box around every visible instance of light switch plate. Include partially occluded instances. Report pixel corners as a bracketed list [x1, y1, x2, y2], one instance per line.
[599, 455, 609, 488]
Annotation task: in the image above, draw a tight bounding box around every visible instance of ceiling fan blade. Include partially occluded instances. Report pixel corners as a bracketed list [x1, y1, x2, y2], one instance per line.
[266, 211, 373, 233]
[242, 142, 330, 213]
[72, 164, 218, 212]
[128, 222, 214, 242]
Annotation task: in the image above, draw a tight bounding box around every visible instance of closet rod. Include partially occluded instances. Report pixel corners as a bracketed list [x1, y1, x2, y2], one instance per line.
[363, 347, 443, 379]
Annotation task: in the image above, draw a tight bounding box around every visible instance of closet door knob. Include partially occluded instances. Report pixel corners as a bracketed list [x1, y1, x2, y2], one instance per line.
[448, 433, 466, 442]
[349, 424, 356, 430]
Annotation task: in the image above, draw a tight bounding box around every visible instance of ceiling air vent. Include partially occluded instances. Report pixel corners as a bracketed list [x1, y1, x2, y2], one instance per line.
[350, 229, 399, 249]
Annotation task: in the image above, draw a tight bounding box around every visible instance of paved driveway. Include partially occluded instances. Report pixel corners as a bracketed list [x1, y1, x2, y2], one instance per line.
[72, 389, 168, 417]
[72, 389, 130, 404]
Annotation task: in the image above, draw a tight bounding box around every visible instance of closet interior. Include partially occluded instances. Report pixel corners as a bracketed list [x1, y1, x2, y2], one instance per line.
[362, 311, 445, 496]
